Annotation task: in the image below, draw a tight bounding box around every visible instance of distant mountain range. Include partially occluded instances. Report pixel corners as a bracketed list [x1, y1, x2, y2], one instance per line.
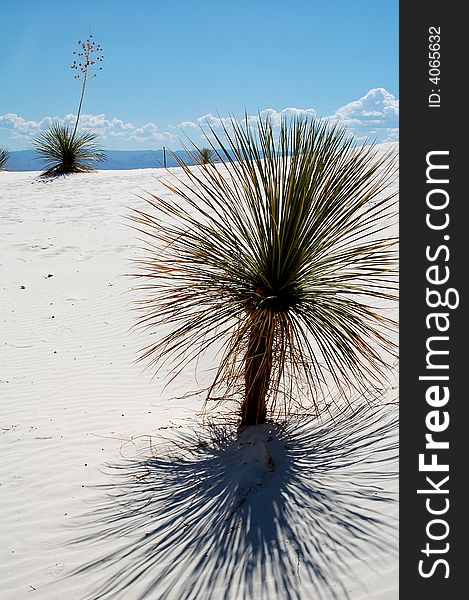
[6, 149, 214, 171]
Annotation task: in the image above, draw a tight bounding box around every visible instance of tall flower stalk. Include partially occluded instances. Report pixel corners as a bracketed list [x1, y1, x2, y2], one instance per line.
[70, 34, 104, 139]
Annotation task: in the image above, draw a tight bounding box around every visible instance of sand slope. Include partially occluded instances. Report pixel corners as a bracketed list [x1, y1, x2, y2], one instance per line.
[0, 152, 398, 599]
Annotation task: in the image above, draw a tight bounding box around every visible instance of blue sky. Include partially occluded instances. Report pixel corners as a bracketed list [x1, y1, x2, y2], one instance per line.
[0, 0, 398, 150]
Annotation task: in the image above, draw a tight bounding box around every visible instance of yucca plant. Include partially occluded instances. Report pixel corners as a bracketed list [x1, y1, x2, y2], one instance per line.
[131, 117, 397, 426]
[32, 123, 105, 177]
[32, 33, 105, 177]
[0, 147, 10, 170]
[197, 147, 213, 165]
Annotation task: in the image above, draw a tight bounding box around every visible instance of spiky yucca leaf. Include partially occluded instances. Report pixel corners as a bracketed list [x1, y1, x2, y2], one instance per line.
[0, 147, 10, 170]
[32, 123, 105, 177]
[131, 117, 398, 424]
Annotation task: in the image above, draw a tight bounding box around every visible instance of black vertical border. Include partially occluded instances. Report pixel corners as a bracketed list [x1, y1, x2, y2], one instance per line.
[400, 1, 465, 595]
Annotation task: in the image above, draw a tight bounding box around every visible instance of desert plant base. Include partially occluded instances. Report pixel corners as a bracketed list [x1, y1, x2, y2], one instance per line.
[32, 123, 105, 178]
[39, 164, 96, 177]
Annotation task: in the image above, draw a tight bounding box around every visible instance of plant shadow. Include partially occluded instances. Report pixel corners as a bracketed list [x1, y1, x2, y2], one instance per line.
[67, 402, 398, 600]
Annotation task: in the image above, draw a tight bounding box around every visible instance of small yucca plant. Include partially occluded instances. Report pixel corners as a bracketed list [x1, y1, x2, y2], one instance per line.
[131, 117, 397, 426]
[32, 123, 105, 177]
[0, 147, 10, 170]
[197, 147, 213, 165]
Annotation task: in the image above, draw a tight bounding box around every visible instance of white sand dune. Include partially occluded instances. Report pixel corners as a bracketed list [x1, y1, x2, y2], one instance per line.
[0, 148, 398, 600]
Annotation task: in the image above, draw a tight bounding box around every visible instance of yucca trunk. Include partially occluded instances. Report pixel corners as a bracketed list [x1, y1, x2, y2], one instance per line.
[241, 319, 274, 426]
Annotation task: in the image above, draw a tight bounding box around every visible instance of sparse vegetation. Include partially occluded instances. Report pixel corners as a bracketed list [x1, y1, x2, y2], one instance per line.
[32, 123, 105, 176]
[33, 33, 105, 176]
[197, 147, 212, 165]
[131, 117, 398, 426]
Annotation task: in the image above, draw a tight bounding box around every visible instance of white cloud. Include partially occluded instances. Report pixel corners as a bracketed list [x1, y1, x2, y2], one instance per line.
[177, 106, 318, 131]
[0, 113, 54, 137]
[126, 121, 173, 143]
[176, 120, 198, 129]
[0, 112, 176, 148]
[176, 88, 398, 143]
[330, 88, 399, 141]
[259, 106, 317, 126]
[197, 114, 233, 129]
[0, 89, 399, 150]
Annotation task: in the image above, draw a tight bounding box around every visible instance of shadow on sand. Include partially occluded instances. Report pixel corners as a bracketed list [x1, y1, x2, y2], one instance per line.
[67, 401, 398, 600]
